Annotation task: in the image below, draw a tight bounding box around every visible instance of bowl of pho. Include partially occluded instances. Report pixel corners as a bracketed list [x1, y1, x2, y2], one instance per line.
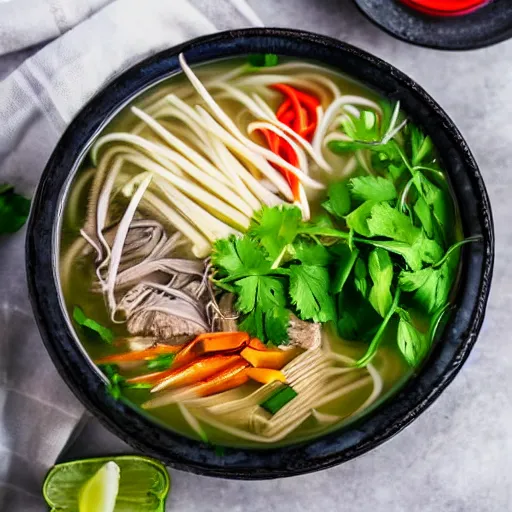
[27, 28, 493, 478]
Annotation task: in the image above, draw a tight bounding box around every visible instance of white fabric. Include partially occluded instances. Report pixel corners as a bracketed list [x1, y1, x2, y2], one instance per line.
[0, 0, 261, 509]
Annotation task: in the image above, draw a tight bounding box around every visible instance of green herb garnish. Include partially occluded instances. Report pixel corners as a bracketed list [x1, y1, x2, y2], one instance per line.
[99, 364, 152, 400]
[260, 385, 298, 415]
[248, 53, 279, 67]
[0, 184, 30, 234]
[147, 354, 175, 371]
[73, 306, 114, 344]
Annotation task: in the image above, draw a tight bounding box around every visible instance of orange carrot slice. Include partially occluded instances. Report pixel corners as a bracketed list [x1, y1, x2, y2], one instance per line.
[151, 354, 241, 393]
[185, 360, 250, 398]
[246, 368, 286, 384]
[240, 346, 299, 370]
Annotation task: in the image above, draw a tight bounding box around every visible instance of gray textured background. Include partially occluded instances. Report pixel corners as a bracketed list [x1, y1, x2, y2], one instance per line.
[34, 0, 512, 510]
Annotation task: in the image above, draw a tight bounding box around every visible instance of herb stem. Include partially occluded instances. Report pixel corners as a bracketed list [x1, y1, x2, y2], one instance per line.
[433, 236, 483, 268]
[271, 245, 288, 269]
[355, 289, 401, 368]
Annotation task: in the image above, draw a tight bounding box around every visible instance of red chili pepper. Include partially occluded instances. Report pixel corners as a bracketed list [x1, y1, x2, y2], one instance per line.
[256, 84, 320, 202]
[398, 0, 489, 16]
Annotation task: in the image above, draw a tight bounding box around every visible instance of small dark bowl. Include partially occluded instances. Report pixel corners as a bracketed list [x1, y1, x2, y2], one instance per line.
[26, 28, 494, 479]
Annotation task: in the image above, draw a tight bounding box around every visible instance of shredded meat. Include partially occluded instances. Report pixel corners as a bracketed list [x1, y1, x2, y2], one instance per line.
[286, 314, 322, 350]
[127, 309, 204, 343]
[216, 293, 239, 332]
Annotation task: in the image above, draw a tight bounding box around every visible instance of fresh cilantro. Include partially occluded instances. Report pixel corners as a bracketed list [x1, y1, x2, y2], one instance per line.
[354, 257, 369, 298]
[248, 53, 279, 67]
[322, 181, 351, 218]
[366, 202, 418, 244]
[249, 205, 301, 261]
[345, 200, 376, 237]
[236, 275, 289, 344]
[0, 184, 31, 234]
[331, 244, 359, 294]
[73, 306, 114, 344]
[396, 309, 428, 366]
[413, 196, 434, 238]
[100, 364, 125, 400]
[289, 265, 336, 323]
[212, 236, 270, 279]
[147, 354, 175, 371]
[292, 239, 331, 266]
[349, 176, 397, 202]
[368, 248, 393, 317]
[398, 251, 458, 313]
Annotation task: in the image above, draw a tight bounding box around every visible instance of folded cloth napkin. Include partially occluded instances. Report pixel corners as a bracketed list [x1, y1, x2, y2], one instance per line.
[0, 0, 261, 509]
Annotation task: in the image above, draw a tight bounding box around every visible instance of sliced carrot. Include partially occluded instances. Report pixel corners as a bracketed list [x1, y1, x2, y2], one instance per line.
[199, 333, 249, 354]
[151, 354, 241, 393]
[240, 346, 300, 370]
[278, 109, 295, 126]
[246, 368, 286, 384]
[185, 360, 250, 398]
[271, 83, 307, 136]
[174, 332, 249, 367]
[95, 344, 180, 365]
[248, 338, 267, 351]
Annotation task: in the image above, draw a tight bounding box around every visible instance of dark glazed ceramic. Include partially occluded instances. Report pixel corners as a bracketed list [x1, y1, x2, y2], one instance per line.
[26, 28, 494, 479]
[354, 0, 512, 50]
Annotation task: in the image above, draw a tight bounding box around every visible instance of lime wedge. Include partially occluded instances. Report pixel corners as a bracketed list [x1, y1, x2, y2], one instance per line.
[43, 455, 170, 512]
[78, 461, 120, 512]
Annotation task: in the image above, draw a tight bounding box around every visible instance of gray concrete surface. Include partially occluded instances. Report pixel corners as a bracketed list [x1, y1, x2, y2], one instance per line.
[58, 1, 512, 510]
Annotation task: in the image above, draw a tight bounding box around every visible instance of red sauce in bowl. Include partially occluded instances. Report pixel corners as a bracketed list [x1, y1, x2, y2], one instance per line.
[399, 0, 491, 17]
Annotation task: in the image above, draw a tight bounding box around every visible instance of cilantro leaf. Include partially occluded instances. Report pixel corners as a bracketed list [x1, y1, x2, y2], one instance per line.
[73, 306, 114, 344]
[249, 205, 302, 260]
[349, 176, 397, 202]
[322, 181, 351, 218]
[289, 265, 335, 323]
[292, 239, 331, 266]
[212, 235, 270, 278]
[331, 244, 359, 294]
[147, 354, 175, 371]
[345, 200, 376, 237]
[407, 124, 434, 166]
[366, 202, 418, 244]
[354, 257, 368, 298]
[371, 232, 443, 271]
[0, 184, 31, 234]
[397, 312, 428, 366]
[413, 196, 434, 238]
[398, 251, 458, 313]
[368, 248, 393, 317]
[235, 275, 289, 344]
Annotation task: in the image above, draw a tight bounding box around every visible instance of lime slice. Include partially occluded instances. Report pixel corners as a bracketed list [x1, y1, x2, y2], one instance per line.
[78, 461, 120, 512]
[43, 455, 170, 512]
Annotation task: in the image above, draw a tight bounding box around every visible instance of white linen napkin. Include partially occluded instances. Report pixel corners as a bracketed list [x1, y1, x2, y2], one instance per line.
[0, 0, 261, 509]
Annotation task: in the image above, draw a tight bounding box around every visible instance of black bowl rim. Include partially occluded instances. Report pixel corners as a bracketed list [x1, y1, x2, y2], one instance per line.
[353, 0, 512, 51]
[26, 27, 494, 479]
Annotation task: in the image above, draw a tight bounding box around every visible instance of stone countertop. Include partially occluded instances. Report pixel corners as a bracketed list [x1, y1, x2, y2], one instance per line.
[62, 1, 512, 510]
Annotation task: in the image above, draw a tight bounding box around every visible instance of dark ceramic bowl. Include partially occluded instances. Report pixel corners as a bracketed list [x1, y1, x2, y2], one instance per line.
[353, 0, 512, 50]
[26, 28, 494, 479]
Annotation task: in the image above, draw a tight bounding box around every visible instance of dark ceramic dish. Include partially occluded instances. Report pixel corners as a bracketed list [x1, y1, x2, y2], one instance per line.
[354, 0, 512, 50]
[26, 28, 494, 479]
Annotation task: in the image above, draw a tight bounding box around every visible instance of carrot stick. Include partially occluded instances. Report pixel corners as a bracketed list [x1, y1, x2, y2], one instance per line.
[151, 355, 242, 393]
[184, 360, 250, 398]
[271, 83, 307, 136]
[95, 344, 180, 365]
[246, 368, 286, 384]
[174, 332, 249, 367]
[276, 98, 291, 118]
